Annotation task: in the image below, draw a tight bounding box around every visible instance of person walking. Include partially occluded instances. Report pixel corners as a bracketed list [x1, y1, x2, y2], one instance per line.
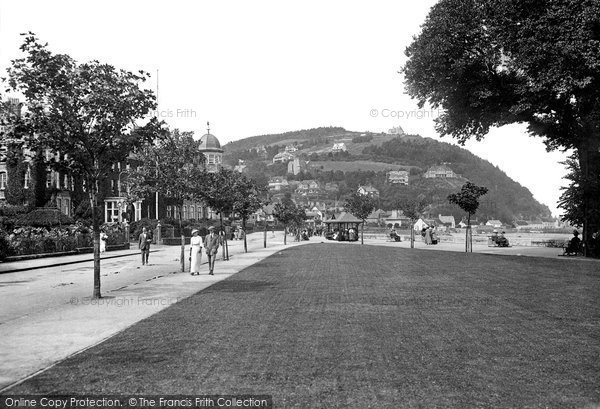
[189, 229, 203, 275]
[138, 227, 152, 265]
[204, 226, 220, 275]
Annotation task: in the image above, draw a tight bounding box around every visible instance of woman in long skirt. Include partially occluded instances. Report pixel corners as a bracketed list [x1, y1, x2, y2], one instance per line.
[189, 229, 203, 275]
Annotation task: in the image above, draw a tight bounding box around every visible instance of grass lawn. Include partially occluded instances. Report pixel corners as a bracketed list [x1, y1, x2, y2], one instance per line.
[8, 244, 600, 408]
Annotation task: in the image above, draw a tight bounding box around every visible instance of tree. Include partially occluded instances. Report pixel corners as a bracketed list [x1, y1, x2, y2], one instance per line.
[273, 193, 300, 245]
[404, 0, 600, 256]
[6, 34, 157, 298]
[197, 168, 239, 260]
[129, 127, 204, 272]
[448, 182, 488, 252]
[231, 173, 266, 253]
[344, 192, 376, 245]
[396, 196, 427, 249]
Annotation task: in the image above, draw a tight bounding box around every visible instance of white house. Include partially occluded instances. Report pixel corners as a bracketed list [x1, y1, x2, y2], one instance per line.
[423, 164, 457, 179]
[387, 170, 409, 185]
[485, 219, 503, 228]
[357, 185, 379, 198]
[272, 151, 295, 163]
[268, 177, 289, 191]
[332, 142, 347, 153]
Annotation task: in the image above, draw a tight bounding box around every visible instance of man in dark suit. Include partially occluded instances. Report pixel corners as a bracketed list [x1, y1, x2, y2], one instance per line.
[204, 226, 220, 275]
[138, 227, 152, 265]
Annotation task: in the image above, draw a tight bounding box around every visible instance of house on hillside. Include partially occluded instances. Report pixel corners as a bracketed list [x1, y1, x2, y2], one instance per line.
[386, 209, 411, 228]
[284, 144, 298, 153]
[324, 182, 339, 193]
[366, 209, 389, 225]
[388, 126, 405, 135]
[438, 214, 456, 229]
[423, 164, 457, 179]
[287, 157, 306, 175]
[296, 180, 322, 196]
[514, 220, 529, 230]
[268, 177, 289, 191]
[387, 170, 409, 185]
[272, 151, 295, 163]
[357, 185, 379, 198]
[485, 219, 503, 228]
[233, 159, 247, 173]
[332, 142, 347, 153]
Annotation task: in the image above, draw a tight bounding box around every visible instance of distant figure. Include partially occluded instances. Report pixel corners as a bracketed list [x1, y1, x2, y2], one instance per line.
[390, 229, 401, 242]
[431, 227, 438, 245]
[204, 226, 220, 275]
[100, 230, 108, 254]
[496, 231, 509, 247]
[424, 226, 433, 245]
[565, 230, 581, 255]
[189, 229, 203, 276]
[138, 227, 152, 265]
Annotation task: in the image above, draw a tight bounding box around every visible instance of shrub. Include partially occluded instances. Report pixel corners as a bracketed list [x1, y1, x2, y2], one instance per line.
[14, 207, 74, 227]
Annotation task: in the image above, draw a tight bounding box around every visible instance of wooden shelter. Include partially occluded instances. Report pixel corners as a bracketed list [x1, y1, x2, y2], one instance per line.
[323, 212, 361, 241]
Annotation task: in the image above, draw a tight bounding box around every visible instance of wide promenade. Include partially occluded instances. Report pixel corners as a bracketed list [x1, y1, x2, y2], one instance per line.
[1, 233, 598, 408]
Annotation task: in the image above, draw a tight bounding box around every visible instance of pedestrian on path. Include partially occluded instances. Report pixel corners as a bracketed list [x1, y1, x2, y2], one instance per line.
[189, 229, 203, 275]
[204, 226, 220, 275]
[139, 227, 152, 265]
[100, 229, 108, 254]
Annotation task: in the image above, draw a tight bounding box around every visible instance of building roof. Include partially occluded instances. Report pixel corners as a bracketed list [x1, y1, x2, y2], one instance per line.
[358, 185, 379, 192]
[324, 212, 362, 223]
[199, 133, 222, 152]
[486, 219, 503, 225]
[438, 215, 455, 225]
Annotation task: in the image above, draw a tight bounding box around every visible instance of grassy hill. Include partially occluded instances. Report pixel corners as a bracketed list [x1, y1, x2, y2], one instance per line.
[223, 127, 552, 224]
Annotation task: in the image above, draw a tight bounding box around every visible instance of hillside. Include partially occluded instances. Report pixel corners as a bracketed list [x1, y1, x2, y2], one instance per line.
[223, 127, 552, 224]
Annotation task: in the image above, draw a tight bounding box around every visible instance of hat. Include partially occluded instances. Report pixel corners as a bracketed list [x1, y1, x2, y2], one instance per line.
[191, 229, 199, 235]
[208, 226, 215, 231]
[493, 229, 498, 233]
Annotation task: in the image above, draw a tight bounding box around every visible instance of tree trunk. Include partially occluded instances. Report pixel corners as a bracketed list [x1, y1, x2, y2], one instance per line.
[91, 192, 101, 299]
[577, 144, 600, 257]
[284, 224, 287, 245]
[179, 204, 184, 272]
[243, 217, 248, 253]
[361, 221, 364, 245]
[410, 222, 415, 249]
[465, 212, 471, 253]
[264, 219, 267, 248]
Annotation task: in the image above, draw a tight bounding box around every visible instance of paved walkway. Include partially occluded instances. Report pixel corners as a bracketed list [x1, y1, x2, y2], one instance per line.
[0, 231, 309, 391]
[0, 231, 594, 392]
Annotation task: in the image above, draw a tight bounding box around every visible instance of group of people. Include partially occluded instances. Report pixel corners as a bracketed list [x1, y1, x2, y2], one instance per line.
[423, 226, 438, 245]
[189, 226, 220, 275]
[490, 230, 510, 247]
[137, 226, 221, 275]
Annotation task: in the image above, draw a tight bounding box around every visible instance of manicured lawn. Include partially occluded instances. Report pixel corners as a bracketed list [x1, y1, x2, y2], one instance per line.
[8, 244, 600, 408]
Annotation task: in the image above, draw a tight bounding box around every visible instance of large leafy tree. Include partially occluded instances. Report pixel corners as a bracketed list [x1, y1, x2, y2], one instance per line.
[5, 34, 158, 298]
[404, 0, 600, 255]
[230, 173, 266, 253]
[197, 167, 239, 260]
[396, 195, 427, 249]
[448, 182, 488, 252]
[344, 192, 376, 245]
[273, 193, 302, 245]
[129, 127, 205, 272]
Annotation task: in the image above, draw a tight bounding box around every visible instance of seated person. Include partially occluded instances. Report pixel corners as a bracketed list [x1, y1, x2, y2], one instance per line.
[390, 229, 401, 241]
[496, 231, 509, 247]
[490, 230, 499, 244]
[565, 230, 581, 254]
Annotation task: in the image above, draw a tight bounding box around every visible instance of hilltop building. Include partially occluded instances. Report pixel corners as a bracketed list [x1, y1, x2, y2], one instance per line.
[272, 151, 295, 164]
[387, 170, 409, 185]
[357, 185, 379, 198]
[423, 164, 457, 179]
[332, 142, 347, 153]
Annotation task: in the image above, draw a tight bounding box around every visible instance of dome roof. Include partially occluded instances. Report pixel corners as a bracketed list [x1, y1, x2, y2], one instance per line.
[199, 133, 222, 151]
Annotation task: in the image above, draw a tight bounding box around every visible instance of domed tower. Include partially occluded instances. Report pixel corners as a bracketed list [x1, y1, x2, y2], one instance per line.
[198, 121, 223, 173]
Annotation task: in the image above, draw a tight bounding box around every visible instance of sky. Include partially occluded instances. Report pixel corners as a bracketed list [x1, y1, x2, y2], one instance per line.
[0, 0, 570, 216]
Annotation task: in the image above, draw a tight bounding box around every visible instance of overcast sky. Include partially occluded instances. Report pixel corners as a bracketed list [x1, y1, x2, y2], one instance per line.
[0, 0, 570, 216]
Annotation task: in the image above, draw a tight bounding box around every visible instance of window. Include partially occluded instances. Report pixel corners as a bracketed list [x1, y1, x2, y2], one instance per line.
[0, 172, 7, 190]
[106, 201, 119, 222]
[183, 206, 188, 219]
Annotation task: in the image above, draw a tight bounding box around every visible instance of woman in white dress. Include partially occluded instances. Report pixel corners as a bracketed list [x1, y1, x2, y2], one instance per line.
[100, 230, 108, 254]
[189, 229, 203, 275]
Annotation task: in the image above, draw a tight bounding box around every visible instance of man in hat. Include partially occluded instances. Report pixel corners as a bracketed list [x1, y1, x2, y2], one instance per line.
[204, 226, 220, 275]
[138, 227, 152, 265]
